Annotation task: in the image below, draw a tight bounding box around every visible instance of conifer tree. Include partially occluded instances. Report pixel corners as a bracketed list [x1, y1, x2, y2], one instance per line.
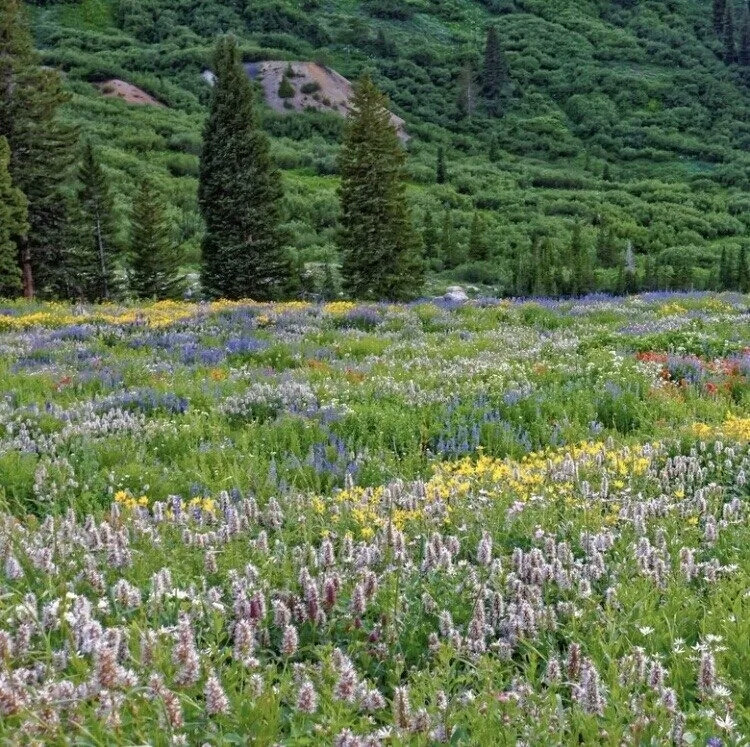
[488, 135, 500, 163]
[724, 2, 737, 63]
[714, 0, 727, 34]
[440, 210, 459, 269]
[374, 29, 395, 57]
[0, 137, 26, 297]
[74, 142, 118, 301]
[338, 74, 423, 300]
[719, 246, 729, 289]
[482, 26, 509, 114]
[720, 246, 735, 289]
[739, 7, 750, 67]
[535, 238, 557, 297]
[468, 213, 488, 261]
[737, 244, 749, 292]
[278, 76, 295, 99]
[129, 177, 184, 300]
[199, 35, 288, 300]
[0, 0, 77, 298]
[596, 225, 618, 268]
[436, 147, 447, 184]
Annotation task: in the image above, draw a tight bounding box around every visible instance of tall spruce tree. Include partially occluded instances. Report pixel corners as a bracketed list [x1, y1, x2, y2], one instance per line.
[129, 177, 184, 300]
[74, 141, 118, 301]
[739, 7, 750, 67]
[482, 25, 509, 114]
[714, 0, 727, 34]
[338, 74, 423, 300]
[440, 210, 460, 269]
[199, 35, 288, 300]
[596, 225, 619, 268]
[720, 246, 735, 289]
[0, 136, 26, 297]
[468, 212, 488, 261]
[724, 2, 737, 63]
[436, 146, 447, 184]
[737, 244, 749, 291]
[719, 246, 729, 289]
[0, 0, 77, 298]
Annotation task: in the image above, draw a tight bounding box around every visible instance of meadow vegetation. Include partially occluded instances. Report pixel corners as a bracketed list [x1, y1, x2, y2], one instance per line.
[0, 292, 748, 742]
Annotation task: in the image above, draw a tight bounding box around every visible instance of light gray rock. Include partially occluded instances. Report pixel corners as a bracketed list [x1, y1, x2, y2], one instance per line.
[443, 286, 468, 303]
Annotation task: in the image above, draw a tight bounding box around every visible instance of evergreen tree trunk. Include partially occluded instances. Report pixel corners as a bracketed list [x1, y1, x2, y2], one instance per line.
[20, 239, 33, 298]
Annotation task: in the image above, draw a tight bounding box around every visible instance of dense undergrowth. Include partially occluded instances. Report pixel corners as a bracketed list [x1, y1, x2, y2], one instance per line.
[26, 0, 750, 294]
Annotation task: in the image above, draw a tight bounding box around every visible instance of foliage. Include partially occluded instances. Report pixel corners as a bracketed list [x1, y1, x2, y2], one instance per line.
[0, 0, 77, 298]
[338, 75, 423, 300]
[0, 293, 746, 741]
[129, 176, 184, 299]
[198, 36, 289, 300]
[0, 136, 26, 297]
[72, 141, 120, 301]
[7, 0, 750, 298]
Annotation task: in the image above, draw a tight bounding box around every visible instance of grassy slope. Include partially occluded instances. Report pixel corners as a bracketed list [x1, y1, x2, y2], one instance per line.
[30, 0, 750, 294]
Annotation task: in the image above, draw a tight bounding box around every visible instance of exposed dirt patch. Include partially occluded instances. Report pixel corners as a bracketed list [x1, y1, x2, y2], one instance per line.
[96, 79, 164, 107]
[243, 61, 408, 141]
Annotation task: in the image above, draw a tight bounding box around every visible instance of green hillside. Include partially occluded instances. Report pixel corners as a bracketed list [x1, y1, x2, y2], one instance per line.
[27, 0, 750, 294]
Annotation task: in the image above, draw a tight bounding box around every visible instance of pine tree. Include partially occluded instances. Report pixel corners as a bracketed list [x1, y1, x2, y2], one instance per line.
[468, 213, 488, 261]
[436, 147, 447, 184]
[739, 7, 750, 67]
[0, 136, 26, 297]
[338, 74, 423, 300]
[714, 0, 727, 34]
[199, 35, 288, 300]
[537, 238, 557, 297]
[457, 61, 477, 118]
[482, 25, 509, 114]
[488, 135, 500, 163]
[719, 246, 729, 289]
[129, 177, 184, 300]
[596, 225, 618, 268]
[720, 246, 735, 289]
[278, 76, 295, 99]
[724, 2, 737, 63]
[74, 142, 119, 301]
[374, 29, 395, 57]
[737, 244, 749, 292]
[0, 0, 77, 298]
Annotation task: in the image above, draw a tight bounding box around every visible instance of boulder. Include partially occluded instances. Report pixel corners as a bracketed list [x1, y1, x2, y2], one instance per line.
[443, 286, 468, 303]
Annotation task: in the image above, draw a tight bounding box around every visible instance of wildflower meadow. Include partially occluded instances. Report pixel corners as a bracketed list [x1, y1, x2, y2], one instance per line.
[0, 292, 749, 745]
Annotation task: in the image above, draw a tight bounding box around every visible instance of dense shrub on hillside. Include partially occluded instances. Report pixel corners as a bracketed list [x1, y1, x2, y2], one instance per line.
[21, 0, 750, 297]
